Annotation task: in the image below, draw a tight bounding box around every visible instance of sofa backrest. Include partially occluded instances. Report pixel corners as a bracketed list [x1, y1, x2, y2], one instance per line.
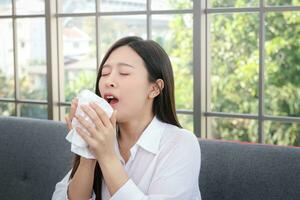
[0, 116, 300, 200]
[199, 139, 300, 200]
[0, 116, 73, 200]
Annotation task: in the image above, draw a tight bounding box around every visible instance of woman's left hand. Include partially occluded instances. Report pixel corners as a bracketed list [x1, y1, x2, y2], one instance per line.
[75, 102, 118, 163]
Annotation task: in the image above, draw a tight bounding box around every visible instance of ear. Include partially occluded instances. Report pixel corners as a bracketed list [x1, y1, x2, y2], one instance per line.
[149, 79, 164, 99]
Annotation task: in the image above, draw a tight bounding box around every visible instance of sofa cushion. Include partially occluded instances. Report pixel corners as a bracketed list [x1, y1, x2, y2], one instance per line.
[199, 139, 300, 200]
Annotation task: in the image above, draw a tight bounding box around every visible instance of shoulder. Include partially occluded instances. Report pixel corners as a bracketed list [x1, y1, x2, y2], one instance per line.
[159, 122, 200, 155]
[154, 122, 201, 172]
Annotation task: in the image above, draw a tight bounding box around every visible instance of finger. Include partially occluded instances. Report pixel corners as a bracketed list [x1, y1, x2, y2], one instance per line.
[65, 116, 72, 131]
[75, 114, 98, 137]
[81, 104, 105, 130]
[76, 127, 96, 147]
[110, 110, 117, 129]
[70, 98, 78, 119]
[89, 102, 111, 127]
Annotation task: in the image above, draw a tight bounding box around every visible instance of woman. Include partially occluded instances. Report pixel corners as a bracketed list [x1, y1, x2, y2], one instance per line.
[52, 36, 201, 200]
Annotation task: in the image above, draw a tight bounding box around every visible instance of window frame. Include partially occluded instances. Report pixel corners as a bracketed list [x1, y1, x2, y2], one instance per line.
[0, 0, 299, 143]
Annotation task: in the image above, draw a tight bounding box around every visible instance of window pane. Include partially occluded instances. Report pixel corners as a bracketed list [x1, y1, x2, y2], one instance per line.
[151, 0, 192, 10]
[267, 0, 300, 6]
[20, 103, 47, 119]
[177, 113, 194, 133]
[0, 19, 14, 98]
[265, 121, 300, 147]
[209, 0, 259, 7]
[209, 13, 259, 114]
[17, 18, 47, 100]
[0, 0, 12, 15]
[15, 0, 44, 15]
[60, 17, 97, 102]
[152, 14, 193, 110]
[59, 0, 95, 13]
[99, 15, 146, 59]
[0, 102, 15, 116]
[100, 0, 146, 12]
[208, 117, 258, 142]
[265, 12, 300, 117]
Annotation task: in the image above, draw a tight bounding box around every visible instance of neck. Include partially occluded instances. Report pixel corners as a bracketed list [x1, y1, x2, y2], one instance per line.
[117, 112, 155, 148]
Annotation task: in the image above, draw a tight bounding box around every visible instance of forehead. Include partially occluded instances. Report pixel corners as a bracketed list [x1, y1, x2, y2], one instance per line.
[104, 46, 145, 68]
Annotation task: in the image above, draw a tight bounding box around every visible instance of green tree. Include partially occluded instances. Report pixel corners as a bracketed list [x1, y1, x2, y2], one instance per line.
[212, 2, 300, 145]
[167, 0, 300, 146]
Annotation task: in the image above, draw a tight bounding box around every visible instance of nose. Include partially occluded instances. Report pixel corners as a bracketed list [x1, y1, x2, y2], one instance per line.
[105, 74, 116, 88]
[108, 82, 115, 87]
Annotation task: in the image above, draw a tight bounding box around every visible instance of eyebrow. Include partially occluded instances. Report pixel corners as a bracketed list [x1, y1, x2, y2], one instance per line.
[102, 62, 135, 69]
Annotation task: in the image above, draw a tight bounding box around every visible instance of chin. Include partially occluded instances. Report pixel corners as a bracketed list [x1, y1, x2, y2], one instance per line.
[116, 113, 132, 124]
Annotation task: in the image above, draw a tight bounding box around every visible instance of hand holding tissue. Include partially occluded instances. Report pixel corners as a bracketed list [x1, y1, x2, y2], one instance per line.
[65, 89, 113, 159]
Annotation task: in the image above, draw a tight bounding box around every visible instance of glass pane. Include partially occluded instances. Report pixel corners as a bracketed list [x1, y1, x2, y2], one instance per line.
[17, 18, 47, 100]
[152, 14, 193, 110]
[265, 12, 300, 117]
[177, 113, 194, 133]
[209, 0, 259, 7]
[0, 102, 15, 116]
[208, 117, 258, 142]
[151, 0, 192, 10]
[60, 17, 97, 102]
[99, 15, 147, 59]
[0, 0, 12, 15]
[265, 121, 300, 147]
[0, 19, 14, 98]
[20, 103, 47, 119]
[267, 0, 300, 6]
[15, 0, 44, 15]
[209, 13, 259, 114]
[100, 0, 146, 12]
[59, 0, 95, 13]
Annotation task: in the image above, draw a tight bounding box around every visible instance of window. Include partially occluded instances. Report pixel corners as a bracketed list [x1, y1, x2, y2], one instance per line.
[204, 0, 300, 146]
[0, 0, 299, 146]
[0, 0, 47, 119]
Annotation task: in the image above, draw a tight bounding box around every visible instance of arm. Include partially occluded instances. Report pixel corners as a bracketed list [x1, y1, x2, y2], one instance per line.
[103, 134, 201, 200]
[67, 157, 97, 200]
[51, 158, 97, 200]
[99, 154, 129, 196]
[52, 98, 97, 200]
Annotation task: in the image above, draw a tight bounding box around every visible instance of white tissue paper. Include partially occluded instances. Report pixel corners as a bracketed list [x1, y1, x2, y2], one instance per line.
[65, 89, 113, 159]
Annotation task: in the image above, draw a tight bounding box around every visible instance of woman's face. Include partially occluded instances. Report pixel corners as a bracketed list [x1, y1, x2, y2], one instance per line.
[98, 45, 154, 122]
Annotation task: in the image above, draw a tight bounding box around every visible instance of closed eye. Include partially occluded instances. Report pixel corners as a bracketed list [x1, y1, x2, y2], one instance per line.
[120, 73, 130, 76]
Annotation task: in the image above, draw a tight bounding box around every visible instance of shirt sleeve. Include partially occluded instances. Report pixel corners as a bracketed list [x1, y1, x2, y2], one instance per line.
[51, 169, 96, 200]
[109, 133, 201, 200]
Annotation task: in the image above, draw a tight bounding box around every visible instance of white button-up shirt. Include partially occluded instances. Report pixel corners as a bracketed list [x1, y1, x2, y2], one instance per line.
[52, 115, 202, 200]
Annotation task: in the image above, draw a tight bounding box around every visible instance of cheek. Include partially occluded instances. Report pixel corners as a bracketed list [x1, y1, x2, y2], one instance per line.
[98, 79, 105, 96]
[124, 81, 150, 104]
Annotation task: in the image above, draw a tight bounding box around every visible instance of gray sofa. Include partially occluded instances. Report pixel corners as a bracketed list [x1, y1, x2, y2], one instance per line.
[0, 116, 300, 200]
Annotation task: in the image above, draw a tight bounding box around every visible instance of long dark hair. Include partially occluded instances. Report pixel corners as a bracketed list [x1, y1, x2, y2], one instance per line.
[69, 36, 181, 199]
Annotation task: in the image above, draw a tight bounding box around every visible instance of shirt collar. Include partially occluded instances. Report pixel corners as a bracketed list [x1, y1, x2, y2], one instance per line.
[114, 115, 166, 164]
[135, 115, 166, 155]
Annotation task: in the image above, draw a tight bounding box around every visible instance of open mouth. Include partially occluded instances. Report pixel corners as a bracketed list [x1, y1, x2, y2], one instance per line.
[105, 95, 119, 105]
